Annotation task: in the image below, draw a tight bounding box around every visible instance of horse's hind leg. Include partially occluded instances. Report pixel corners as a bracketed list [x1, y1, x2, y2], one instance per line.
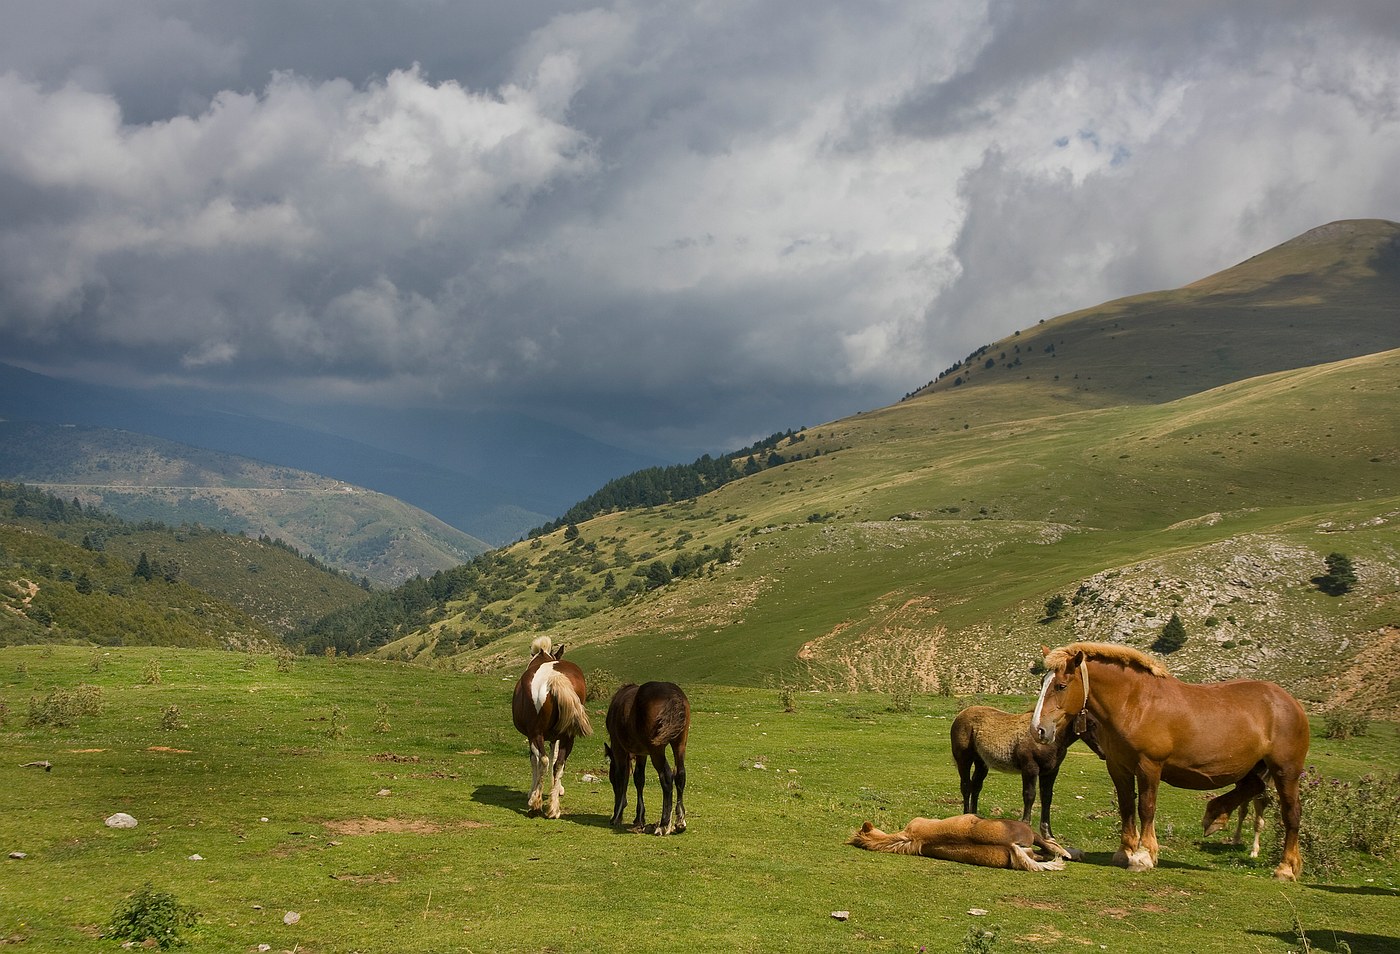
[630, 754, 648, 830]
[1246, 794, 1267, 858]
[526, 738, 547, 813]
[546, 736, 573, 819]
[651, 749, 677, 836]
[1272, 768, 1304, 881]
[671, 739, 687, 832]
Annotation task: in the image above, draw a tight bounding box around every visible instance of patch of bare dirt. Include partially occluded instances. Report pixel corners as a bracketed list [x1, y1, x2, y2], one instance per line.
[321, 817, 489, 836]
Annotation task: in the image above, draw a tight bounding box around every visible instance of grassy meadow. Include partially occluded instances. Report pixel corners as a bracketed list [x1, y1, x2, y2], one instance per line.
[3, 645, 1397, 953]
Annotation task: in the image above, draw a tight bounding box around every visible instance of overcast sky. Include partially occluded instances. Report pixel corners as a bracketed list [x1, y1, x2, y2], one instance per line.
[3, 1, 1399, 458]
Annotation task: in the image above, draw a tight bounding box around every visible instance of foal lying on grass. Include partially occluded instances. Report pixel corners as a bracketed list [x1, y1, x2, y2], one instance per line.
[849, 815, 1076, 872]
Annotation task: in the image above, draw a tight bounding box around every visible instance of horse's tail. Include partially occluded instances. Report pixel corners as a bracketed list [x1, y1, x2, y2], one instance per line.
[848, 821, 924, 856]
[547, 669, 593, 737]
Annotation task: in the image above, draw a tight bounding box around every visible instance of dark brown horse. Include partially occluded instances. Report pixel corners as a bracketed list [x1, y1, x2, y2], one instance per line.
[510, 636, 591, 818]
[1202, 775, 1271, 858]
[604, 681, 690, 835]
[951, 703, 1097, 842]
[1032, 641, 1309, 880]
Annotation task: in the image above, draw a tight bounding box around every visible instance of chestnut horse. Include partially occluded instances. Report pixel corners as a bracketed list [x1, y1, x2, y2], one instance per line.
[951, 704, 1098, 841]
[604, 681, 690, 835]
[849, 815, 1073, 872]
[1031, 641, 1309, 880]
[510, 636, 591, 818]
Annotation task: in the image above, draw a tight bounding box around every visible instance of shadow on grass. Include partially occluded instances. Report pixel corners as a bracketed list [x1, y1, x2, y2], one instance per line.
[1072, 850, 1211, 872]
[1305, 882, 1400, 899]
[1247, 929, 1398, 954]
[470, 784, 614, 829]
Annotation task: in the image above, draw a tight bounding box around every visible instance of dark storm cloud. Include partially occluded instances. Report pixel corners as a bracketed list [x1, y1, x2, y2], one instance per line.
[1, 1, 1399, 457]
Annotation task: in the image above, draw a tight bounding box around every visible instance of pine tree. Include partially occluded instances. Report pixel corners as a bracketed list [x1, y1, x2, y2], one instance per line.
[1152, 612, 1188, 654]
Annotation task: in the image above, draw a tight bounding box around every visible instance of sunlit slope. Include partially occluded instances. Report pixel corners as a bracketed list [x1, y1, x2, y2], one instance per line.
[913, 219, 1400, 412]
[405, 350, 1399, 713]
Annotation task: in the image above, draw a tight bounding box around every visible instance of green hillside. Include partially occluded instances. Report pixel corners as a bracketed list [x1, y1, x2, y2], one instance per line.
[0, 483, 369, 647]
[0, 422, 491, 586]
[329, 222, 1400, 718]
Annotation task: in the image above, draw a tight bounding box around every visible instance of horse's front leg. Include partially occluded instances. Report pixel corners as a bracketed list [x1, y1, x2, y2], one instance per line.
[1020, 767, 1039, 829]
[546, 736, 573, 819]
[1107, 762, 1141, 869]
[631, 754, 648, 830]
[1037, 765, 1059, 841]
[1130, 763, 1163, 872]
[652, 751, 676, 835]
[526, 737, 547, 813]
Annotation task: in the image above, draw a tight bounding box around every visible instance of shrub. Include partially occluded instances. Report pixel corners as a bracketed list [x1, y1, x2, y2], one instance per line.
[143, 659, 162, 685]
[1323, 710, 1370, 741]
[1278, 769, 1400, 876]
[1042, 594, 1067, 621]
[106, 883, 199, 949]
[26, 685, 104, 727]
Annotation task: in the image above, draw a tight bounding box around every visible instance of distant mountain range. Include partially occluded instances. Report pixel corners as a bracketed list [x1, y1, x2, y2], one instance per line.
[0, 363, 665, 546]
[0, 421, 489, 587]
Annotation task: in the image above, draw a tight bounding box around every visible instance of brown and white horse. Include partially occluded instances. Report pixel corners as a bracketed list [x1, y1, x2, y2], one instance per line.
[604, 681, 690, 835]
[849, 815, 1073, 872]
[511, 636, 591, 818]
[1032, 641, 1309, 880]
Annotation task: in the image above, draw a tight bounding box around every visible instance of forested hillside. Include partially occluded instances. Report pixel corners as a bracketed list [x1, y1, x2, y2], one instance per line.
[0, 483, 369, 647]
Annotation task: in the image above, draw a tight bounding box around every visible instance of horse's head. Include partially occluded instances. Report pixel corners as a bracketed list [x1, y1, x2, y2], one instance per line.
[1032, 646, 1088, 745]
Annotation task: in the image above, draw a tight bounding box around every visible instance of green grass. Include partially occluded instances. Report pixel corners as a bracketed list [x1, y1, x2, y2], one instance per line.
[2, 646, 1397, 952]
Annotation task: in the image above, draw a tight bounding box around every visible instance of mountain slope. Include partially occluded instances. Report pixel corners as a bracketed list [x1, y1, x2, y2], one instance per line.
[913, 218, 1400, 411]
[0, 482, 369, 646]
[334, 221, 1400, 717]
[0, 422, 490, 586]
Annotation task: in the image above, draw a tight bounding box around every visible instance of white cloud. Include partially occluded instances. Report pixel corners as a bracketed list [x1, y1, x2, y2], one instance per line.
[1, 1, 1399, 455]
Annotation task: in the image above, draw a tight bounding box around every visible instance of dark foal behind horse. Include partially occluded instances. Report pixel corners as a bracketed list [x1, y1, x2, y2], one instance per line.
[950, 704, 1097, 843]
[510, 636, 591, 819]
[604, 681, 690, 835]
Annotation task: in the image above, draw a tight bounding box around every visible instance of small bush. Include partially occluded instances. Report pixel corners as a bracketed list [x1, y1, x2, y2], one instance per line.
[26, 684, 104, 727]
[106, 883, 199, 949]
[1279, 768, 1400, 876]
[160, 705, 184, 731]
[1042, 594, 1067, 621]
[587, 668, 618, 705]
[1323, 710, 1370, 741]
[143, 659, 162, 685]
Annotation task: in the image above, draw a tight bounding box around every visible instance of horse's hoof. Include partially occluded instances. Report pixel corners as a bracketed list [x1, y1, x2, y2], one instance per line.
[1127, 849, 1155, 872]
[1272, 864, 1299, 882]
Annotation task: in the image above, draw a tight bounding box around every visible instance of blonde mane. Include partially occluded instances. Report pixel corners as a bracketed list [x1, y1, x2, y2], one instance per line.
[1045, 641, 1169, 678]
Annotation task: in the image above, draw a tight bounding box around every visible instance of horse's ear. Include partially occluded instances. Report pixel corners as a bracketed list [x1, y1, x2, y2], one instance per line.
[554, 644, 566, 659]
[1041, 644, 1051, 657]
[1071, 650, 1086, 670]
